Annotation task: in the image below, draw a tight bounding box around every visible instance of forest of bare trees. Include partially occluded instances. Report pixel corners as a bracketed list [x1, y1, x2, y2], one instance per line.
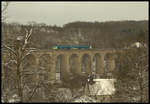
[2, 20, 148, 49]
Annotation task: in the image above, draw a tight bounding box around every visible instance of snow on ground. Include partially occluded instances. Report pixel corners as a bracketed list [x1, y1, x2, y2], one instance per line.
[56, 73, 60, 80]
[73, 95, 97, 102]
[89, 79, 116, 95]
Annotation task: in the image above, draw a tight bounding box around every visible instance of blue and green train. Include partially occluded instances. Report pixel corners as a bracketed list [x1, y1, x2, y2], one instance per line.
[52, 45, 92, 50]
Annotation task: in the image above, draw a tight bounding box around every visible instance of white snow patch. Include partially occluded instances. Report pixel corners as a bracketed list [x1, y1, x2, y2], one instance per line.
[56, 73, 60, 80]
[130, 42, 143, 48]
[89, 79, 116, 95]
[73, 95, 97, 102]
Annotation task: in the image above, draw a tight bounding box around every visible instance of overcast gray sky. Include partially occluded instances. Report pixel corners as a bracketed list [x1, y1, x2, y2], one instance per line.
[5, 1, 149, 26]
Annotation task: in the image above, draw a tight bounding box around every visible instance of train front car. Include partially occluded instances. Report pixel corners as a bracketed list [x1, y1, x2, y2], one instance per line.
[52, 46, 58, 50]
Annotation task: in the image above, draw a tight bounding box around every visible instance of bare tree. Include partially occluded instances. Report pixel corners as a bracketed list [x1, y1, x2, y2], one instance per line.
[2, 28, 38, 102]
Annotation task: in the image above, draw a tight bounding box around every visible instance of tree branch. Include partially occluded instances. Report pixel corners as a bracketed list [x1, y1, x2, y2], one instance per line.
[22, 28, 32, 51]
[2, 44, 17, 56]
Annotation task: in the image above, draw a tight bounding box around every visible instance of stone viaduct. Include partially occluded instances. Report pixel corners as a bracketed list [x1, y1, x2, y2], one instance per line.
[2, 49, 127, 81]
